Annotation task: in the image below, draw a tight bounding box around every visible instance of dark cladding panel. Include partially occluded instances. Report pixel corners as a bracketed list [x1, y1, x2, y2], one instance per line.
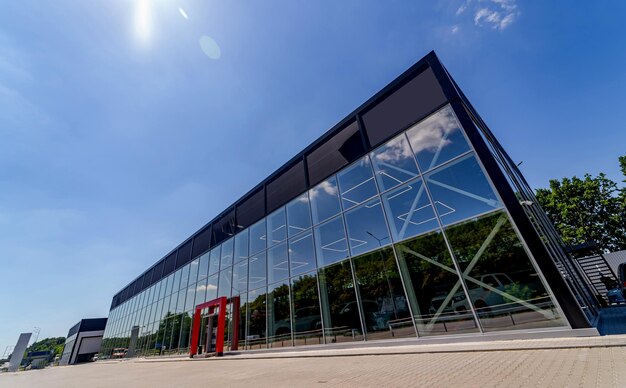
[151, 260, 164, 285]
[306, 120, 366, 186]
[212, 209, 236, 246]
[362, 66, 447, 147]
[266, 160, 307, 213]
[142, 269, 153, 290]
[176, 240, 193, 269]
[163, 252, 177, 276]
[236, 188, 265, 230]
[132, 279, 141, 296]
[78, 318, 108, 333]
[192, 226, 212, 258]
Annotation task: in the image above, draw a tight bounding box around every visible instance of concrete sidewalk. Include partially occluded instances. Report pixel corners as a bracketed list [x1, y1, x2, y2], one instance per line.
[3, 334, 626, 387]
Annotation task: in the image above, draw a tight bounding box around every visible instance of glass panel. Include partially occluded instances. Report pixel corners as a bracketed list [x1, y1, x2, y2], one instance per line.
[318, 260, 363, 342]
[268, 242, 289, 284]
[221, 238, 234, 268]
[344, 198, 391, 257]
[337, 156, 378, 210]
[268, 281, 292, 347]
[444, 211, 565, 332]
[370, 133, 420, 191]
[188, 259, 200, 285]
[176, 290, 186, 313]
[171, 269, 182, 294]
[184, 283, 196, 312]
[250, 219, 266, 255]
[194, 281, 206, 308]
[291, 272, 323, 346]
[218, 269, 233, 298]
[352, 247, 413, 339]
[267, 207, 287, 247]
[381, 177, 439, 242]
[425, 153, 501, 226]
[232, 259, 249, 296]
[179, 312, 193, 351]
[209, 246, 221, 275]
[406, 104, 471, 172]
[198, 252, 209, 281]
[289, 232, 317, 277]
[234, 229, 249, 263]
[206, 274, 219, 301]
[247, 287, 267, 349]
[159, 276, 168, 299]
[286, 193, 312, 237]
[169, 315, 182, 351]
[394, 230, 479, 336]
[309, 177, 341, 225]
[313, 215, 349, 267]
[238, 293, 248, 349]
[248, 250, 267, 291]
[179, 265, 190, 291]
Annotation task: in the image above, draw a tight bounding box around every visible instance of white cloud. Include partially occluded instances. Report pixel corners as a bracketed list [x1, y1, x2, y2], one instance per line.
[456, 0, 519, 31]
[451, 25, 460, 34]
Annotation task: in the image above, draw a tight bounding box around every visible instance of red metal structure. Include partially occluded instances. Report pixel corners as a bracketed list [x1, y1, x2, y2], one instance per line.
[189, 296, 240, 358]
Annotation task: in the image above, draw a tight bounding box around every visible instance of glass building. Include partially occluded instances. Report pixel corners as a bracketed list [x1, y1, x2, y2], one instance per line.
[99, 51, 598, 358]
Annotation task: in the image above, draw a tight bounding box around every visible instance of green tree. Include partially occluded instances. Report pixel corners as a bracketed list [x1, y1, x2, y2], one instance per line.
[535, 156, 626, 254]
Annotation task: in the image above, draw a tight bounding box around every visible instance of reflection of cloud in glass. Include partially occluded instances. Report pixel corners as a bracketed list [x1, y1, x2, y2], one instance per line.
[408, 108, 458, 154]
[197, 284, 217, 291]
[374, 136, 413, 163]
[199, 35, 221, 60]
[309, 180, 338, 200]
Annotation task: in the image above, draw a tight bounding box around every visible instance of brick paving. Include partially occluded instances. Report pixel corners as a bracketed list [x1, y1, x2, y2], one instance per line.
[2, 334, 626, 388]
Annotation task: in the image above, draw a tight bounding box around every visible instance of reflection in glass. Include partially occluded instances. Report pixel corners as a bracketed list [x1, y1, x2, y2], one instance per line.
[188, 259, 199, 286]
[209, 246, 221, 275]
[352, 247, 413, 339]
[234, 229, 249, 263]
[286, 193, 312, 237]
[288, 232, 317, 277]
[247, 287, 267, 348]
[291, 272, 323, 346]
[313, 216, 349, 267]
[206, 274, 219, 301]
[172, 269, 182, 294]
[267, 207, 287, 246]
[337, 156, 378, 210]
[248, 250, 267, 291]
[406, 104, 471, 172]
[268, 242, 289, 284]
[310, 177, 341, 225]
[176, 290, 186, 313]
[179, 264, 190, 290]
[444, 211, 564, 332]
[218, 269, 232, 298]
[425, 153, 501, 226]
[382, 178, 439, 242]
[184, 282, 196, 312]
[394, 230, 479, 336]
[250, 219, 266, 255]
[198, 252, 210, 281]
[370, 134, 420, 192]
[268, 281, 292, 347]
[194, 279, 207, 306]
[344, 198, 390, 257]
[318, 260, 363, 342]
[221, 238, 234, 269]
[238, 293, 248, 349]
[232, 259, 249, 296]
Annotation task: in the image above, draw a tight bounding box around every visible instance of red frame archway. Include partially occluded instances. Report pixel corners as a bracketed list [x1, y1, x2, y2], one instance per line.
[189, 296, 240, 357]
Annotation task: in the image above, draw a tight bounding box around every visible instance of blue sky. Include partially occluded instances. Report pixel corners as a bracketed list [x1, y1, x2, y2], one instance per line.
[0, 0, 625, 350]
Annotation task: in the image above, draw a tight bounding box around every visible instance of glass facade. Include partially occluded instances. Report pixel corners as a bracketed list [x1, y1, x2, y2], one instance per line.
[100, 104, 569, 358]
[100, 54, 587, 358]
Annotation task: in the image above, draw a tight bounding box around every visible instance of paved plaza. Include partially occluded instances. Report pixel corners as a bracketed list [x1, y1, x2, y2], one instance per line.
[2, 334, 626, 388]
